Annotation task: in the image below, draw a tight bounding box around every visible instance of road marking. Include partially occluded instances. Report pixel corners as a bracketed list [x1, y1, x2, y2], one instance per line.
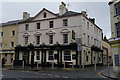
[97, 71, 112, 80]
[54, 75, 60, 77]
[62, 76, 69, 78]
[42, 73, 46, 75]
[47, 74, 52, 76]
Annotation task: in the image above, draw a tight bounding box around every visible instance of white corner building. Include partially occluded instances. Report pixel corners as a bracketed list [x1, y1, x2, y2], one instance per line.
[15, 2, 103, 67]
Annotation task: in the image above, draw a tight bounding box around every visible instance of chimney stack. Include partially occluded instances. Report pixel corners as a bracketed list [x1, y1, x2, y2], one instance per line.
[23, 12, 30, 20]
[89, 18, 95, 24]
[59, 2, 68, 15]
[81, 11, 88, 17]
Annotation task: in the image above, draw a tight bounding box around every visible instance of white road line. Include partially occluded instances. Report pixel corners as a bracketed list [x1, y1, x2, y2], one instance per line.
[42, 73, 46, 75]
[47, 74, 52, 76]
[62, 76, 69, 78]
[54, 75, 60, 77]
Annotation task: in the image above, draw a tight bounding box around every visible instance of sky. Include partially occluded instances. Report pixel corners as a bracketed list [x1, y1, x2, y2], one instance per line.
[0, 0, 112, 39]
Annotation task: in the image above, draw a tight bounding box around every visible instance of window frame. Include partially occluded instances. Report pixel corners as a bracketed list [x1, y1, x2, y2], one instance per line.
[36, 51, 40, 60]
[36, 36, 40, 45]
[10, 42, 14, 48]
[63, 19, 68, 26]
[25, 24, 29, 30]
[48, 50, 54, 61]
[63, 50, 72, 62]
[24, 37, 28, 45]
[63, 34, 68, 44]
[49, 21, 54, 28]
[49, 35, 53, 44]
[11, 30, 15, 36]
[36, 23, 40, 29]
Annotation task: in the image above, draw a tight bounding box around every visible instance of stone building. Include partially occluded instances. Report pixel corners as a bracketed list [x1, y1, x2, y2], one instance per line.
[14, 2, 103, 67]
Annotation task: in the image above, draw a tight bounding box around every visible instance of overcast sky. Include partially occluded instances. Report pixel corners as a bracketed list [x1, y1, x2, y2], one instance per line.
[1, 1, 111, 39]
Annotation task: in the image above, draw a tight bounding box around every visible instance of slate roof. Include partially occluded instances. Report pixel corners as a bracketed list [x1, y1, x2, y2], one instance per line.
[59, 11, 80, 17]
[0, 17, 33, 26]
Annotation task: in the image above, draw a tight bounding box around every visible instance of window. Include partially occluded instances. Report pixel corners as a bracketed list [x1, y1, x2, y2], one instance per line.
[64, 50, 71, 61]
[48, 50, 54, 60]
[0, 32, 3, 37]
[10, 42, 14, 47]
[5, 54, 7, 64]
[11, 30, 15, 36]
[25, 24, 29, 30]
[63, 19, 68, 26]
[36, 36, 40, 44]
[25, 37, 28, 45]
[91, 37, 93, 45]
[87, 22, 89, 30]
[72, 30, 75, 40]
[49, 21, 54, 28]
[88, 35, 89, 46]
[37, 23, 40, 29]
[49, 35, 53, 44]
[0, 43, 1, 48]
[36, 51, 40, 60]
[63, 34, 68, 44]
[43, 12, 47, 18]
[115, 2, 120, 16]
[116, 22, 120, 37]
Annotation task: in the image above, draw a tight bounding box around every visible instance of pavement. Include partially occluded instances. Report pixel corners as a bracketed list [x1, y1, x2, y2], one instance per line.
[2, 65, 120, 80]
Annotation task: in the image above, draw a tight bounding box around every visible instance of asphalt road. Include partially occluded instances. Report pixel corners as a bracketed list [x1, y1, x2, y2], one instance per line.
[2, 66, 111, 80]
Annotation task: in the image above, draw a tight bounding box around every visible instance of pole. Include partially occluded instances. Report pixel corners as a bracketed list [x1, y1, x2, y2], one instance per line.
[64, 62, 65, 69]
[72, 62, 74, 70]
[12, 60, 13, 68]
[22, 61, 24, 69]
[52, 61, 54, 69]
[37, 63, 38, 69]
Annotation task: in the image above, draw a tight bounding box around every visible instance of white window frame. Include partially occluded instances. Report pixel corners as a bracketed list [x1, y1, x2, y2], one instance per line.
[11, 30, 15, 36]
[63, 34, 68, 44]
[49, 35, 53, 44]
[47, 50, 54, 62]
[63, 50, 72, 62]
[36, 36, 40, 45]
[36, 51, 40, 60]
[10, 42, 14, 48]
[0, 32, 3, 37]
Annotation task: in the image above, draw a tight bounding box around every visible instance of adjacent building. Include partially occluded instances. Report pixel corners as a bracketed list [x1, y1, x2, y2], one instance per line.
[109, 0, 120, 72]
[102, 36, 112, 65]
[14, 2, 103, 67]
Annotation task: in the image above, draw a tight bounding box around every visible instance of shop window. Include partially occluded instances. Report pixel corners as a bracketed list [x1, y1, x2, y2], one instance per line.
[36, 51, 40, 60]
[48, 50, 54, 60]
[64, 50, 71, 61]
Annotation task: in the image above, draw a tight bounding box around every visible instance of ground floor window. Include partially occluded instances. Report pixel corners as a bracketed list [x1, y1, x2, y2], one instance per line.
[48, 50, 54, 60]
[5, 54, 7, 64]
[64, 50, 71, 61]
[36, 51, 40, 60]
[11, 53, 13, 63]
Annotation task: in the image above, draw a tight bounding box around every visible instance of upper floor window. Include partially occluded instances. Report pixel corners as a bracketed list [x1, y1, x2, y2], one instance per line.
[11, 30, 15, 36]
[49, 21, 54, 28]
[87, 22, 89, 30]
[63, 34, 68, 44]
[88, 35, 89, 46]
[48, 50, 54, 60]
[36, 36, 40, 45]
[37, 23, 40, 29]
[0, 32, 3, 37]
[115, 2, 120, 16]
[25, 24, 29, 30]
[116, 22, 120, 37]
[49, 35, 53, 44]
[25, 37, 28, 45]
[10, 42, 14, 48]
[72, 30, 75, 40]
[63, 19, 68, 26]
[43, 12, 47, 18]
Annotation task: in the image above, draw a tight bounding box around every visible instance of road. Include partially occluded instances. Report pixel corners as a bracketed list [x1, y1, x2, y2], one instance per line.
[2, 66, 111, 80]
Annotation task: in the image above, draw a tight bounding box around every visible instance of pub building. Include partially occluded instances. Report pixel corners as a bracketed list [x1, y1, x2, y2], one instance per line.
[14, 2, 103, 67]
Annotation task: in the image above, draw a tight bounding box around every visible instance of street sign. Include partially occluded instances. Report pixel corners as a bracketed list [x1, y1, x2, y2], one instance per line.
[76, 38, 82, 51]
[114, 54, 119, 66]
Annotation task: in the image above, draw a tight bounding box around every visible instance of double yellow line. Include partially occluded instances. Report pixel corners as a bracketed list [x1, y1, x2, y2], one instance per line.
[97, 71, 112, 80]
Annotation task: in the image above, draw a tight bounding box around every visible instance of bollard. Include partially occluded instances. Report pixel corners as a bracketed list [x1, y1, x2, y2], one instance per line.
[52, 61, 54, 69]
[72, 62, 74, 70]
[22, 61, 24, 69]
[94, 62, 96, 72]
[37, 63, 39, 69]
[82, 64, 84, 71]
[64, 62, 65, 69]
[12, 60, 13, 68]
